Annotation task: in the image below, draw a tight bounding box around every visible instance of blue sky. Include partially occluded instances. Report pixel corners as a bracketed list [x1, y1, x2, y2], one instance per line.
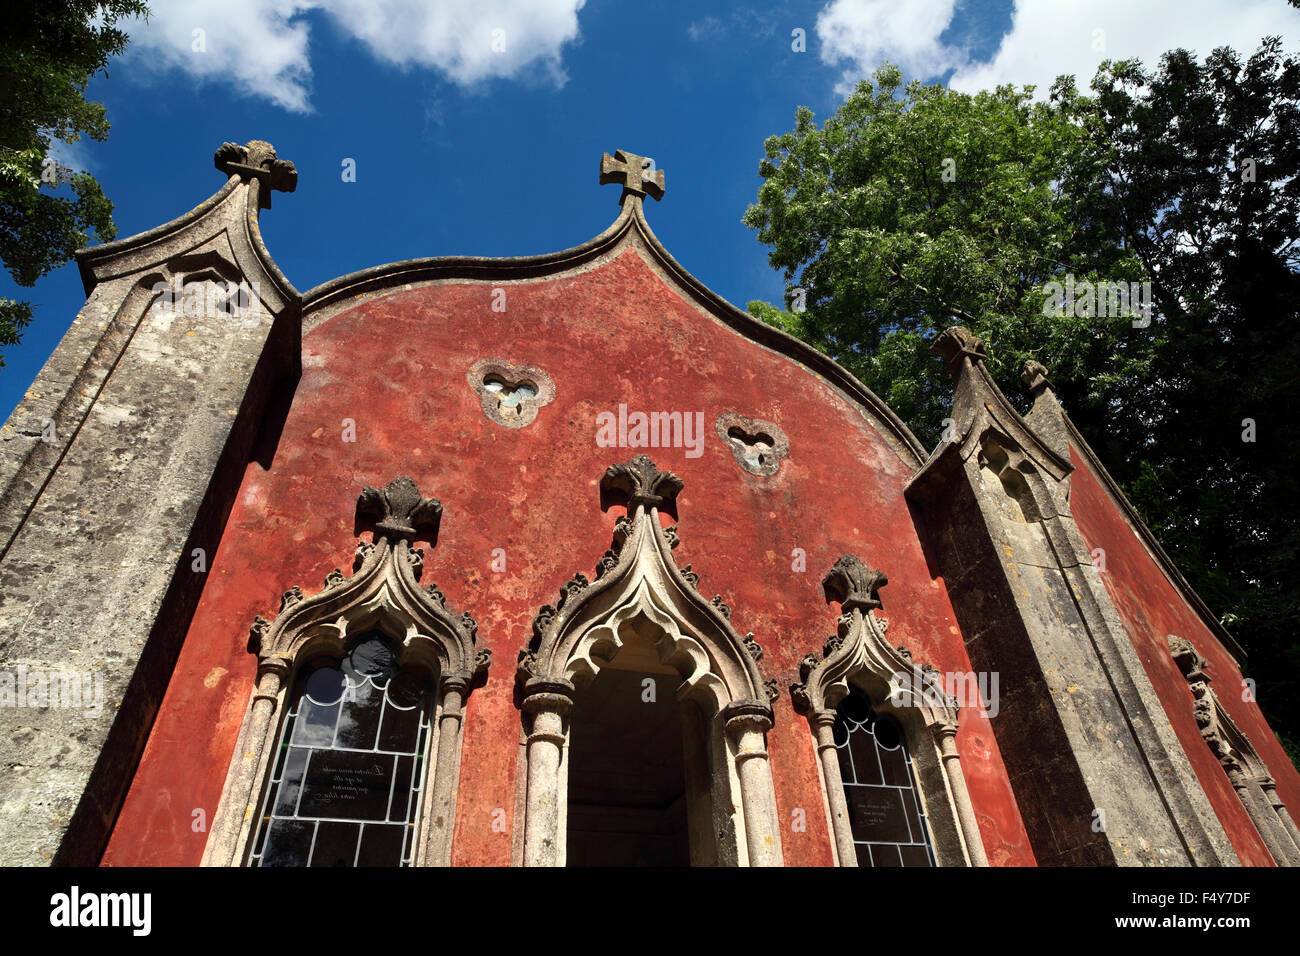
[4, 0, 1297, 418]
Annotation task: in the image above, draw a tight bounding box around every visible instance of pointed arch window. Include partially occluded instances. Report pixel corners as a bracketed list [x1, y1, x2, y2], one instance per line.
[832, 686, 936, 867]
[250, 634, 436, 867]
[203, 478, 489, 867]
[793, 555, 989, 867]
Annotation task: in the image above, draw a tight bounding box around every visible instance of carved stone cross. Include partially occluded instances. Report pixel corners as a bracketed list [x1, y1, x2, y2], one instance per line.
[214, 139, 297, 209]
[600, 149, 666, 202]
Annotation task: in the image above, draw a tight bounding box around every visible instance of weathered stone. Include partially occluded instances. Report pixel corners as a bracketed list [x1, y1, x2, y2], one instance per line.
[599, 149, 665, 202]
[906, 328, 1237, 866]
[0, 140, 300, 865]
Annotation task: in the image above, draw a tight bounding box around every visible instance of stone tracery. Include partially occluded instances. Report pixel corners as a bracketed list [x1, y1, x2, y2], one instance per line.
[792, 555, 989, 867]
[203, 477, 488, 867]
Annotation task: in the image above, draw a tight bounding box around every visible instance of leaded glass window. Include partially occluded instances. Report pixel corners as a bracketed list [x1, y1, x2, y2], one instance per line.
[249, 633, 434, 867]
[833, 686, 936, 867]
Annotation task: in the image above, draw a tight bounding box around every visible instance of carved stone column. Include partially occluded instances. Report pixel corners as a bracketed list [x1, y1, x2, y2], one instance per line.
[1226, 763, 1300, 866]
[522, 678, 575, 867]
[724, 698, 782, 867]
[932, 718, 989, 867]
[518, 455, 782, 867]
[794, 555, 988, 867]
[203, 478, 487, 868]
[811, 710, 858, 866]
[906, 332, 1236, 865]
[1259, 777, 1300, 852]
[202, 656, 289, 866]
[419, 675, 469, 866]
[1170, 635, 1297, 866]
[0, 139, 301, 865]
[1258, 780, 1300, 853]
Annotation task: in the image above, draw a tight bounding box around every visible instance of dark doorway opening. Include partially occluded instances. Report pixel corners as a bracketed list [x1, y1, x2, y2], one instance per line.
[566, 665, 690, 866]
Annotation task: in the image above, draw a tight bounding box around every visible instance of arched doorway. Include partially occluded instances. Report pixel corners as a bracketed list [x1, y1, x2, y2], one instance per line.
[516, 455, 782, 867]
[566, 654, 690, 866]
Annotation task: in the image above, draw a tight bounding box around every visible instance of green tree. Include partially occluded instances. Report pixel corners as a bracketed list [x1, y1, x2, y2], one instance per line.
[745, 46, 1300, 758]
[0, 1, 147, 367]
[1089, 39, 1300, 759]
[743, 64, 1154, 453]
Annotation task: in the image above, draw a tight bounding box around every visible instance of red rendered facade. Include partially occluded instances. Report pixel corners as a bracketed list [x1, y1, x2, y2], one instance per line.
[99, 184, 1297, 867]
[1069, 445, 1299, 866]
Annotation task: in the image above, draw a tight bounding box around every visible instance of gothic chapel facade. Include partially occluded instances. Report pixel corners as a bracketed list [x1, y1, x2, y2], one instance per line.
[1, 141, 1297, 867]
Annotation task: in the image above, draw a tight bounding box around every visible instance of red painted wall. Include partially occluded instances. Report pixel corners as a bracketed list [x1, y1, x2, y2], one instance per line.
[1069, 444, 1300, 865]
[103, 248, 1034, 866]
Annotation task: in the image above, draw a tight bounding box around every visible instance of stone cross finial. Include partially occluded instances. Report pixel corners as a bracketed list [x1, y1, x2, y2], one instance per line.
[600, 149, 666, 202]
[932, 325, 987, 378]
[214, 139, 297, 209]
[1021, 359, 1051, 393]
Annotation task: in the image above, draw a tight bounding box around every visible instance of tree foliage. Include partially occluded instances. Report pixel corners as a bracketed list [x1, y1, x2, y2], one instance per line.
[743, 64, 1153, 453]
[0, 1, 147, 366]
[1090, 40, 1300, 759]
[745, 43, 1300, 758]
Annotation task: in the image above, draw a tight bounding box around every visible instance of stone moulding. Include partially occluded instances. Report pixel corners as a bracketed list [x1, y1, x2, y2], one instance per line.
[791, 555, 989, 867]
[1058, 410, 1248, 664]
[515, 453, 783, 866]
[714, 411, 789, 477]
[201, 477, 487, 867]
[466, 358, 556, 429]
[1168, 636, 1300, 865]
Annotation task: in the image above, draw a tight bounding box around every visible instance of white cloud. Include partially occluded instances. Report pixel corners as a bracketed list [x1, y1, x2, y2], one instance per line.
[949, 0, 1300, 95]
[123, 0, 586, 113]
[124, 1, 314, 112]
[321, 0, 584, 86]
[815, 0, 1300, 97]
[687, 16, 724, 43]
[687, 9, 780, 44]
[816, 0, 965, 88]
[47, 137, 98, 176]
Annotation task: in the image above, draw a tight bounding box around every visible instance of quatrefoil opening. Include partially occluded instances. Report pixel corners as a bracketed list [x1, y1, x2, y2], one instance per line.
[715, 411, 790, 477]
[467, 358, 556, 429]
